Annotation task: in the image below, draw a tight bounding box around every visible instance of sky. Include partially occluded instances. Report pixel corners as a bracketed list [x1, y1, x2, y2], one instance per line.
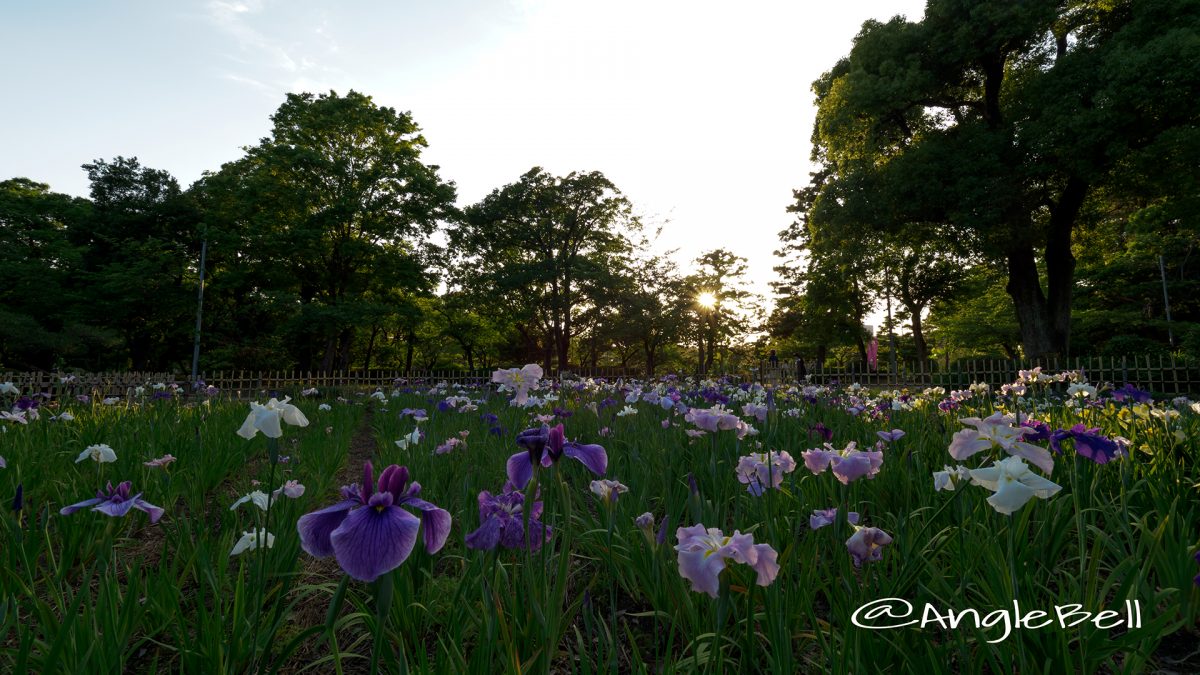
[1, 0, 926, 308]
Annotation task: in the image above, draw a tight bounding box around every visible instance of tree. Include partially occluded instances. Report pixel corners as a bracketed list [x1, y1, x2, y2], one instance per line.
[687, 249, 758, 375]
[199, 90, 456, 371]
[72, 157, 199, 370]
[451, 167, 638, 371]
[797, 0, 1200, 358]
[0, 179, 94, 369]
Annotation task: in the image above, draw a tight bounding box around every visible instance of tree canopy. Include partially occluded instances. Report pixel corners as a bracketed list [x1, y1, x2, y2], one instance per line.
[777, 0, 1200, 361]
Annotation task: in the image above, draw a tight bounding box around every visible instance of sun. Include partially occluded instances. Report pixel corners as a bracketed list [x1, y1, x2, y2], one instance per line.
[696, 291, 717, 309]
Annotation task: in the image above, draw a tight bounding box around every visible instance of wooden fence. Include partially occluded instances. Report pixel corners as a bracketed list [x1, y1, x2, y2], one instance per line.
[760, 354, 1200, 394]
[5, 355, 1200, 398]
[0, 367, 643, 399]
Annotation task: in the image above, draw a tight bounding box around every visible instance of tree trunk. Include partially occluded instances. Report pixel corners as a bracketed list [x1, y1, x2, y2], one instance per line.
[1005, 243, 1056, 359]
[910, 307, 928, 363]
[1045, 176, 1087, 358]
[363, 324, 379, 371]
[319, 336, 337, 373]
[336, 328, 354, 371]
[404, 330, 415, 373]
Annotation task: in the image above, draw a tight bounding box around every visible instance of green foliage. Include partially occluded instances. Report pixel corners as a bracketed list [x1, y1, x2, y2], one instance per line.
[787, 0, 1200, 360]
[2, 381, 1197, 671]
[197, 90, 457, 372]
[450, 167, 639, 370]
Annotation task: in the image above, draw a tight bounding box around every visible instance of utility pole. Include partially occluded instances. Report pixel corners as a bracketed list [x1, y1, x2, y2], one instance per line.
[1159, 255, 1174, 347]
[190, 236, 208, 383]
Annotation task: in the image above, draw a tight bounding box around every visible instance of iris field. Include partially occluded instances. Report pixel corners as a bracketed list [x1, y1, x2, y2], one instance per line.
[1, 370, 1197, 673]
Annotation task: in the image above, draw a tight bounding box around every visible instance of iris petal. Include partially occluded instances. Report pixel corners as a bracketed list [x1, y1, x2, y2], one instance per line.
[402, 497, 452, 553]
[563, 442, 607, 476]
[465, 515, 503, 550]
[59, 497, 103, 516]
[506, 451, 534, 488]
[330, 504, 420, 582]
[297, 500, 357, 558]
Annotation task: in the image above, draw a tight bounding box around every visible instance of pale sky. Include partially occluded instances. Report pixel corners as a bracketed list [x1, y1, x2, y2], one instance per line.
[1, 0, 925, 309]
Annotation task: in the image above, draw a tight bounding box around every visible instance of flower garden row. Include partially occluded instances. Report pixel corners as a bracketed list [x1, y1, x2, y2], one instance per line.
[1, 367, 1197, 673]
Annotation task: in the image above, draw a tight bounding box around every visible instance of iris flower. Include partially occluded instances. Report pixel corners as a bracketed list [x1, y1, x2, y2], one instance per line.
[846, 525, 892, 566]
[394, 427, 421, 450]
[236, 397, 310, 439]
[492, 364, 543, 405]
[685, 407, 746, 435]
[741, 403, 768, 423]
[76, 443, 118, 464]
[464, 485, 551, 551]
[932, 465, 971, 491]
[297, 462, 450, 581]
[1050, 424, 1121, 464]
[1111, 384, 1152, 404]
[968, 456, 1062, 515]
[801, 441, 883, 484]
[230, 529, 274, 557]
[948, 413, 1054, 474]
[735, 450, 797, 495]
[590, 479, 628, 506]
[506, 424, 607, 488]
[230, 490, 270, 511]
[60, 481, 164, 523]
[809, 507, 859, 530]
[675, 524, 780, 597]
[273, 480, 306, 499]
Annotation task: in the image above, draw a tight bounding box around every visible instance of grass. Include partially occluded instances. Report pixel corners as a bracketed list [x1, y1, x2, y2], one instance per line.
[1, 379, 1197, 673]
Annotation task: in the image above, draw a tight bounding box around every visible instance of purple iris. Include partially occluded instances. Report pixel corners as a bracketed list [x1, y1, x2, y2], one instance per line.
[1050, 424, 1121, 464]
[464, 485, 551, 551]
[808, 423, 833, 442]
[809, 507, 860, 531]
[60, 481, 164, 523]
[14, 396, 38, 412]
[1020, 419, 1053, 443]
[1111, 384, 1152, 404]
[876, 429, 905, 443]
[297, 462, 450, 581]
[506, 424, 607, 488]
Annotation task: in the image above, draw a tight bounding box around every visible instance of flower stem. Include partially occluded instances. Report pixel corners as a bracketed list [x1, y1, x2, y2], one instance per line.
[370, 571, 395, 674]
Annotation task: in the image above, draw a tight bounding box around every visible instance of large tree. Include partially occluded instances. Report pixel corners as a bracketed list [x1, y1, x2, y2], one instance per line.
[199, 91, 456, 371]
[687, 249, 758, 375]
[0, 179, 94, 369]
[451, 167, 638, 371]
[73, 157, 200, 370]
[794, 0, 1200, 358]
